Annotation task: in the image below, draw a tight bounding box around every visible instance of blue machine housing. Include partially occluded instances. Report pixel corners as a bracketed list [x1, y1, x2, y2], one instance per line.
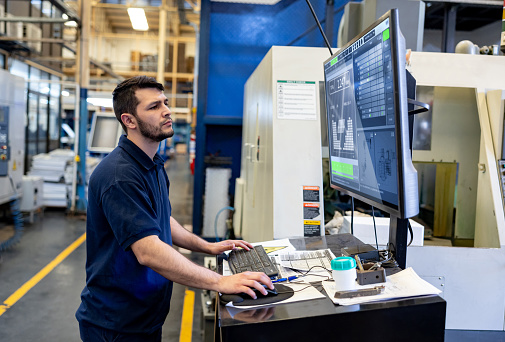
[193, 0, 351, 235]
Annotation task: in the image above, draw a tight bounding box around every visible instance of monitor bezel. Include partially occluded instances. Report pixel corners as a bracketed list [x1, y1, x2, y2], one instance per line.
[323, 8, 411, 218]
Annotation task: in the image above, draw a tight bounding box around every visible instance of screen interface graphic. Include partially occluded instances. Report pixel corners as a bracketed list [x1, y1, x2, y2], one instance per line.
[324, 18, 398, 208]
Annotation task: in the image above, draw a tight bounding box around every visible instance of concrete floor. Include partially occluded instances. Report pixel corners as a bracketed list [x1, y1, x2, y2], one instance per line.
[0, 153, 206, 341]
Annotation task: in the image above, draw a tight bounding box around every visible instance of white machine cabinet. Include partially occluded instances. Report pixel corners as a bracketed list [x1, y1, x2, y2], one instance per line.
[237, 46, 329, 243]
[407, 52, 505, 331]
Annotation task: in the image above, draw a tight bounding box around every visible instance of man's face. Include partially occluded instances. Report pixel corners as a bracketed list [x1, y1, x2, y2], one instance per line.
[134, 88, 174, 142]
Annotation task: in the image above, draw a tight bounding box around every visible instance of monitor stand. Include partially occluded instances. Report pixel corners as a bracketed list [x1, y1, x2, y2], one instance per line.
[389, 216, 409, 269]
[389, 70, 417, 270]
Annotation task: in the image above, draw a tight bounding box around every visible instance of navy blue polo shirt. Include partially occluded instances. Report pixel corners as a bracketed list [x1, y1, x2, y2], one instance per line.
[76, 135, 173, 334]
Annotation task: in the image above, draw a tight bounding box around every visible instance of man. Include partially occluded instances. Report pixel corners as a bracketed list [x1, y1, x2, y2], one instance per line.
[76, 76, 273, 341]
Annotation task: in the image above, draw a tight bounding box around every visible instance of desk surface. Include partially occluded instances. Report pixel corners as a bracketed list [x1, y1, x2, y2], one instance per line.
[217, 234, 446, 342]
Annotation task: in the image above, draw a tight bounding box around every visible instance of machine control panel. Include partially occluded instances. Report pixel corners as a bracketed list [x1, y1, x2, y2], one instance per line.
[0, 106, 9, 176]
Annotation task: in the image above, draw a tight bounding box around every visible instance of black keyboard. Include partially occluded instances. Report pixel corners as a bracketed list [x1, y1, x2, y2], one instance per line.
[227, 245, 279, 278]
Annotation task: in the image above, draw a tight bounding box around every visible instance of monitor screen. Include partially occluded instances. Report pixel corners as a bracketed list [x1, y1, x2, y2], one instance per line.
[88, 113, 123, 153]
[323, 9, 418, 219]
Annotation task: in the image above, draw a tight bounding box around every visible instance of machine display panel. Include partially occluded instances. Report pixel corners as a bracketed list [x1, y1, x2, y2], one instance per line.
[323, 16, 399, 210]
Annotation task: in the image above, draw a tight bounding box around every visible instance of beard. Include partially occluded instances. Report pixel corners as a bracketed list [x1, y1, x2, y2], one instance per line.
[136, 116, 174, 142]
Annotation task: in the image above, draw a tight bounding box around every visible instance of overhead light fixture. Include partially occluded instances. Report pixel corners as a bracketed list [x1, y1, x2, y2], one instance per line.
[127, 8, 149, 31]
[87, 98, 113, 108]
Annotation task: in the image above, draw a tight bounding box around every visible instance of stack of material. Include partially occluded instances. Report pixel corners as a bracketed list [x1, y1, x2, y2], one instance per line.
[28, 150, 101, 207]
[28, 149, 75, 207]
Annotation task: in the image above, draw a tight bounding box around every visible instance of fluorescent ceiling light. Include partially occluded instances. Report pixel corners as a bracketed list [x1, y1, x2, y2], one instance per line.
[87, 98, 113, 108]
[65, 21, 77, 27]
[127, 8, 149, 31]
[211, 0, 281, 4]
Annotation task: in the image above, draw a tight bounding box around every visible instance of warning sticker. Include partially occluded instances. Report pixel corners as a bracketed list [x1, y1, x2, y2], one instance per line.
[303, 186, 320, 202]
[277, 80, 317, 120]
[303, 203, 320, 219]
[302, 185, 322, 237]
[304, 220, 321, 237]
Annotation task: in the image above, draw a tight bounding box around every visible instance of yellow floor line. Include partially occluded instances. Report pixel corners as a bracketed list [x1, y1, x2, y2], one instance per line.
[179, 288, 195, 342]
[0, 232, 86, 317]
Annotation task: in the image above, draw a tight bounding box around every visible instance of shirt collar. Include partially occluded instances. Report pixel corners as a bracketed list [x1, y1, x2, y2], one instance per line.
[118, 135, 164, 170]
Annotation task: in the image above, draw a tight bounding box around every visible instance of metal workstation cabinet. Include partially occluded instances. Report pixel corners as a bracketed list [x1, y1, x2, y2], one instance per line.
[0, 69, 26, 205]
[236, 46, 329, 243]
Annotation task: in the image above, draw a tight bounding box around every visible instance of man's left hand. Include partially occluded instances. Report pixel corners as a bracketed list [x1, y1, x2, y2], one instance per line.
[206, 239, 253, 255]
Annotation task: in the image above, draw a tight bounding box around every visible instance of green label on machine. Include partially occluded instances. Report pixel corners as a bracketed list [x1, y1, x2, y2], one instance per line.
[330, 56, 338, 66]
[383, 28, 390, 41]
[332, 161, 353, 179]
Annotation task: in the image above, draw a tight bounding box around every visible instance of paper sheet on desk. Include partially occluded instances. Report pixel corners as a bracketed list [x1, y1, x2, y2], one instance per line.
[252, 238, 296, 254]
[322, 267, 441, 306]
[271, 249, 336, 282]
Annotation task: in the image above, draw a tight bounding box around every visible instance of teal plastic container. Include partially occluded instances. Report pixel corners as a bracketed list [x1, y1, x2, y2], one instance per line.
[331, 256, 357, 271]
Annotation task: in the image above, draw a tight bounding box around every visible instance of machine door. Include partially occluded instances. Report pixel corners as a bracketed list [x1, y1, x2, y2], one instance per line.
[0, 106, 9, 177]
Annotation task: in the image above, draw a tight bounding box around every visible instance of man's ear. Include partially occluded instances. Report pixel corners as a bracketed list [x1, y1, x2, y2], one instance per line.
[121, 113, 137, 130]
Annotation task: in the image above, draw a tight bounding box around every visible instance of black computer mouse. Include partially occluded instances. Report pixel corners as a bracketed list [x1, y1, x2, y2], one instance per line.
[241, 284, 278, 299]
[220, 285, 278, 304]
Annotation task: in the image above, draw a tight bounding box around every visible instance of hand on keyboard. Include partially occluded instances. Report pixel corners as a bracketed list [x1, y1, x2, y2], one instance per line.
[227, 245, 279, 278]
[206, 239, 254, 255]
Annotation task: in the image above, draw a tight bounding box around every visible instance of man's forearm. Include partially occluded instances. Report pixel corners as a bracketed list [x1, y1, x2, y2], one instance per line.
[170, 216, 211, 253]
[132, 235, 222, 291]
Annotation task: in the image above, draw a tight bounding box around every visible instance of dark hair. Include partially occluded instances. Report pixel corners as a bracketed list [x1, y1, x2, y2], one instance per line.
[112, 76, 164, 133]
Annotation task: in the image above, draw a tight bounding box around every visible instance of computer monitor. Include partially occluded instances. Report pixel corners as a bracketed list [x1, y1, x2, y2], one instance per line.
[88, 112, 123, 153]
[323, 9, 418, 267]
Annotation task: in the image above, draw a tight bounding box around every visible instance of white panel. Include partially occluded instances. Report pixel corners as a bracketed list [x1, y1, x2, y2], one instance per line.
[474, 90, 505, 248]
[202, 168, 231, 239]
[487, 90, 505, 160]
[408, 246, 505, 330]
[361, 0, 425, 51]
[409, 52, 505, 90]
[341, 216, 424, 247]
[233, 177, 244, 237]
[240, 47, 327, 242]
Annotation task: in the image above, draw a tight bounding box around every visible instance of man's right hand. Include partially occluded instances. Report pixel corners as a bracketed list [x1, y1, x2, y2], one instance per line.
[217, 271, 274, 299]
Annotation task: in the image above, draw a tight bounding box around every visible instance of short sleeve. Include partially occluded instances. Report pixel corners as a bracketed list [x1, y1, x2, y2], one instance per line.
[101, 180, 161, 251]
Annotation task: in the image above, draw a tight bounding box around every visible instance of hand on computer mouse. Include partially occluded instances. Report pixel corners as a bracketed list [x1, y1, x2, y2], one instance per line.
[217, 271, 274, 299]
[240, 284, 278, 299]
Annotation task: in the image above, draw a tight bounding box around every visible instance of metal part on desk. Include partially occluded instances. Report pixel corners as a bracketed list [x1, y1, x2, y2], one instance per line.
[341, 244, 380, 261]
[334, 285, 385, 299]
[357, 267, 387, 285]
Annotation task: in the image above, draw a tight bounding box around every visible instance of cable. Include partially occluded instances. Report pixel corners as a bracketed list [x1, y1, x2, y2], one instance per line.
[304, 0, 333, 56]
[371, 206, 379, 250]
[214, 206, 234, 242]
[351, 197, 354, 235]
[294, 264, 332, 276]
[276, 285, 313, 295]
[407, 221, 414, 247]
